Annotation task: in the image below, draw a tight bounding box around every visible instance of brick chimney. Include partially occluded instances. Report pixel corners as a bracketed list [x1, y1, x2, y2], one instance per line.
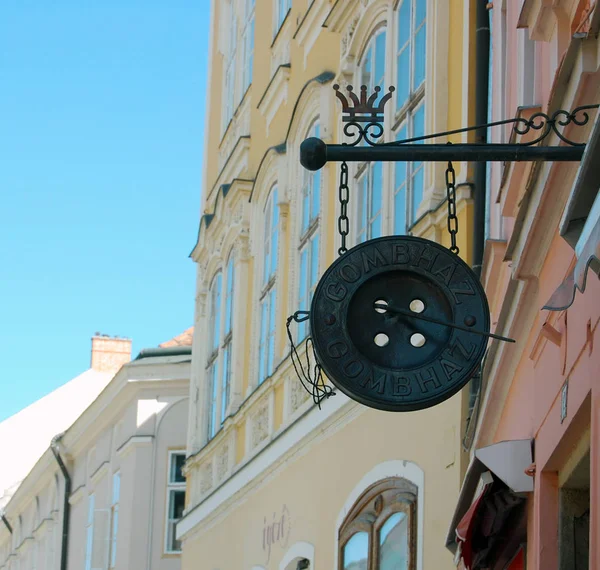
[91, 334, 132, 373]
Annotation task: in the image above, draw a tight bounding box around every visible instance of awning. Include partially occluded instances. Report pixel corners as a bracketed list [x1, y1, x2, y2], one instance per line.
[455, 482, 492, 570]
[475, 439, 534, 493]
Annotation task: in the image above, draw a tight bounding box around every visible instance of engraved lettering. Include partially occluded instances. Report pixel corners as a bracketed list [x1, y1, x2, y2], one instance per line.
[416, 367, 441, 393]
[432, 263, 457, 286]
[445, 337, 476, 361]
[393, 376, 412, 397]
[393, 244, 410, 265]
[325, 282, 347, 302]
[343, 359, 364, 378]
[439, 357, 464, 380]
[327, 341, 348, 359]
[340, 263, 361, 283]
[449, 279, 476, 304]
[361, 247, 387, 273]
[413, 246, 438, 271]
[360, 372, 386, 394]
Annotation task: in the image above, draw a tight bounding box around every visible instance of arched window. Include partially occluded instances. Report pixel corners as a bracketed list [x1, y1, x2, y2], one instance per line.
[222, 254, 235, 419]
[205, 254, 236, 440]
[338, 478, 417, 570]
[298, 121, 321, 340]
[356, 28, 386, 244]
[207, 272, 222, 439]
[394, 0, 426, 233]
[259, 187, 279, 384]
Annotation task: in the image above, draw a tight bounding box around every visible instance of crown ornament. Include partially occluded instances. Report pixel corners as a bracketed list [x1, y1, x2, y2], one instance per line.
[334, 84, 395, 123]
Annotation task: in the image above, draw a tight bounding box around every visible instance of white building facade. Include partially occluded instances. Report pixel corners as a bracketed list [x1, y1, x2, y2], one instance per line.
[0, 336, 191, 570]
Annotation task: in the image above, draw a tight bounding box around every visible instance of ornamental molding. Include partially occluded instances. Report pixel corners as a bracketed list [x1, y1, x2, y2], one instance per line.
[258, 64, 292, 134]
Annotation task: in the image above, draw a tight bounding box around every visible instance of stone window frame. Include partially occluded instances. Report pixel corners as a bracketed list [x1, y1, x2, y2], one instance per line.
[338, 477, 418, 570]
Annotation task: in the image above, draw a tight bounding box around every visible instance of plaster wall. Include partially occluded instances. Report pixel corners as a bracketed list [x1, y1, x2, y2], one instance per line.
[181, 395, 464, 570]
[476, 1, 600, 567]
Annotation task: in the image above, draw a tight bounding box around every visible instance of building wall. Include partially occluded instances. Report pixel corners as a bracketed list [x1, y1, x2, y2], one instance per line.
[0, 356, 190, 570]
[183, 0, 478, 568]
[469, 0, 600, 568]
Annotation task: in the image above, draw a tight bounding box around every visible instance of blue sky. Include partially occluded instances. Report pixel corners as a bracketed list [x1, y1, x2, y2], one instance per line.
[0, 1, 210, 421]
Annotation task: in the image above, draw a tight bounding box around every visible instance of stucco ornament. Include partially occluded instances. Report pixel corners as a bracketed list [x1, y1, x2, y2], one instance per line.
[251, 402, 269, 448]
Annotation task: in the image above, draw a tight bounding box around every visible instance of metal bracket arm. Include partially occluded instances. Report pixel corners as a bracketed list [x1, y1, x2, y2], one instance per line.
[300, 138, 586, 171]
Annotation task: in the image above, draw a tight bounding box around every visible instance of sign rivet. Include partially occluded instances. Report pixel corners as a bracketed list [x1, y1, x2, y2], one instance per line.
[464, 316, 476, 327]
[324, 314, 336, 325]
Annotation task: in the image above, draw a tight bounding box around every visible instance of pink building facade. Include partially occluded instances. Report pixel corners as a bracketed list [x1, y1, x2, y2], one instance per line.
[447, 1, 599, 569]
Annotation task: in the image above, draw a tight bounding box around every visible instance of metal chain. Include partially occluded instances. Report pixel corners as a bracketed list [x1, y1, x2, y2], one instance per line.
[445, 160, 460, 255]
[338, 160, 350, 256]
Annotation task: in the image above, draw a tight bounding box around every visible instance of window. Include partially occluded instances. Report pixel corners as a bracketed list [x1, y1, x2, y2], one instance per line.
[165, 452, 186, 554]
[84, 494, 95, 570]
[241, 0, 255, 94]
[259, 187, 279, 383]
[223, 7, 238, 130]
[109, 472, 120, 568]
[396, 0, 426, 111]
[275, 0, 291, 33]
[394, 105, 424, 233]
[298, 121, 321, 340]
[338, 478, 416, 570]
[207, 273, 222, 439]
[205, 253, 236, 441]
[394, 0, 426, 232]
[222, 256, 234, 421]
[356, 30, 386, 244]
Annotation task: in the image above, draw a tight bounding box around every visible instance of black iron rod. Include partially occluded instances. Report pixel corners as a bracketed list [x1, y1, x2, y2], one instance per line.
[299, 138, 585, 170]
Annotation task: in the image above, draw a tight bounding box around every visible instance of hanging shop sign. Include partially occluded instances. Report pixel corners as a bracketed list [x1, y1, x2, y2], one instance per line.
[309, 235, 491, 412]
[285, 84, 597, 413]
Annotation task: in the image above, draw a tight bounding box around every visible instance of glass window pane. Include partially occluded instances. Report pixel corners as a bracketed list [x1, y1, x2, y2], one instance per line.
[311, 169, 321, 222]
[299, 249, 308, 308]
[412, 166, 424, 223]
[112, 472, 120, 503]
[414, 25, 426, 89]
[394, 185, 407, 234]
[221, 345, 230, 421]
[343, 532, 368, 570]
[371, 163, 383, 217]
[375, 31, 386, 91]
[358, 174, 368, 236]
[379, 512, 409, 570]
[211, 274, 222, 351]
[259, 300, 268, 383]
[398, 0, 411, 45]
[371, 214, 382, 239]
[413, 105, 425, 139]
[361, 46, 372, 88]
[302, 189, 309, 233]
[396, 49, 410, 109]
[415, 0, 426, 25]
[310, 234, 319, 289]
[170, 455, 185, 483]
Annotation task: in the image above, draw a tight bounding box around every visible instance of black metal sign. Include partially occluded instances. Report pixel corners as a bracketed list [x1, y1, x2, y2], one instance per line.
[309, 236, 493, 411]
[287, 84, 596, 413]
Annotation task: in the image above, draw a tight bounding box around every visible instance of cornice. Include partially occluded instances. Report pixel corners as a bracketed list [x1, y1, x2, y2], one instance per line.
[116, 435, 154, 459]
[90, 461, 109, 486]
[257, 65, 291, 131]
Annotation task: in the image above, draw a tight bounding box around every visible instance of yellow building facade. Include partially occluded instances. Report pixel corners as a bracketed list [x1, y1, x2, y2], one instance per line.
[180, 1, 479, 568]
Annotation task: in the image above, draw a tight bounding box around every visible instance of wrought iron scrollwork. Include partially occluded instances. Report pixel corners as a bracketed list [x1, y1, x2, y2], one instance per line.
[334, 84, 395, 146]
[382, 104, 599, 148]
[512, 105, 599, 146]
